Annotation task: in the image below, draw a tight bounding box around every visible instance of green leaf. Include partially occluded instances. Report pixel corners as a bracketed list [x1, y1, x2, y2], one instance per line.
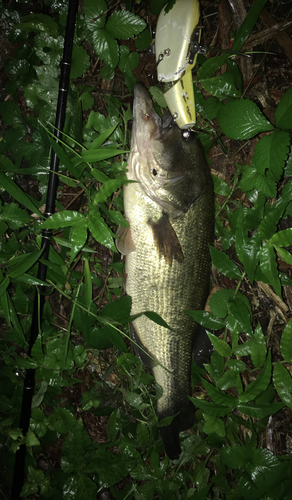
[238, 350, 271, 403]
[0, 102, 23, 126]
[217, 100, 274, 140]
[250, 323, 266, 368]
[240, 167, 276, 197]
[231, 0, 269, 52]
[103, 324, 127, 352]
[236, 216, 261, 284]
[209, 246, 241, 279]
[0, 172, 41, 216]
[15, 13, 59, 35]
[83, 0, 107, 30]
[119, 45, 139, 74]
[252, 131, 290, 182]
[88, 125, 117, 151]
[207, 332, 231, 357]
[100, 295, 132, 324]
[94, 175, 127, 204]
[76, 147, 128, 164]
[273, 363, 292, 410]
[48, 407, 77, 433]
[92, 29, 119, 68]
[204, 416, 225, 437]
[275, 246, 292, 266]
[197, 55, 229, 81]
[270, 228, 292, 247]
[149, 86, 167, 108]
[259, 201, 288, 241]
[144, 311, 171, 330]
[189, 397, 232, 417]
[237, 401, 284, 419]
[88, 209, 116, 252]
[200, 73, 241, 99]
[136, 422, 150, 449]
[0, 276, 10, 299]
[84, 258, 92, 309]
[280, 317, 292, 363]
[69, 221, 88, 264]
[71, 45, 90, 79]
[106, 10, 146, 39]
[212, 175, 230, 196]
[209, 289, 234, 318]
[0, 202, 30, 229]
[202, 378, 237, 407]
[227, 296, 253, 336]
[83, 325, 113, 350]
[41, 211, 85, 229]
[63, 473, 97, 500]
[217, 370, 242, 392]
[7, 249, 43, 279]
[275, 86, 292, 129]
[135, 28, 152, 50]
[259, 243, 281, 297]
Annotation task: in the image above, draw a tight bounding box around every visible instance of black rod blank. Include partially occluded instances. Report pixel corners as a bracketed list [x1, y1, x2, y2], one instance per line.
[11, 0, 79, 497]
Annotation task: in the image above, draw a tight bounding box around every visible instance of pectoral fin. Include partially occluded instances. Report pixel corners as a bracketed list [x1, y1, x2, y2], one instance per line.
[148, 212, 184, 266]
[130, 323, 156, 369]
[116, 226, 136, 255]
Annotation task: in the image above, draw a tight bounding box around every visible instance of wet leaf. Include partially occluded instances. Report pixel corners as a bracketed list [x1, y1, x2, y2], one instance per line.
[7, 249, 43, 278]
[227, 296, 253, 336]
[88, 210, 117, 252]
[273, 363, 292, 410]
[202, 378, 237, 407]
[41, 211, 85, 229]
[239, 351, 271, 403]
[231, 0, 269, 52]
[200, 73, 241, 99]
[190, 397, 232, 418]
[106, 10, 146, 39]
[187, 310, 225, 329]
[237, 401, 284, 419]
[209, 289, 234, 317]
[270, 228, 292, 247]
[63, 473, 97, 500]
[209, 246, 241, 279]
[259, 243, 281, 297]
[217, 100, 274, 140]
[204, 416, 225, 437]
[253, 132, 290, 182]
[207, 332, 231, 357]
[212, 175, 230, 196]
[197, 55, 228, 80]
[69, 221, 88, 264]
[250, 323, 266, 368]
[84, 258, 92, 308]
[0, 172, 41, 216]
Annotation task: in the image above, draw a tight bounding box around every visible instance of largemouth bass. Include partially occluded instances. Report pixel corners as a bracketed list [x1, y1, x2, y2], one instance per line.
[117, 83, 214, 459]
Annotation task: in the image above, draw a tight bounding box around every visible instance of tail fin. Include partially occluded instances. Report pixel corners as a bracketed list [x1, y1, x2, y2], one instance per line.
[159, 418, 181, 460]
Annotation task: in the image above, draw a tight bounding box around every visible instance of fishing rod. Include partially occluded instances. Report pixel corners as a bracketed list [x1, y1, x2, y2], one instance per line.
[11, 0, 79, 497]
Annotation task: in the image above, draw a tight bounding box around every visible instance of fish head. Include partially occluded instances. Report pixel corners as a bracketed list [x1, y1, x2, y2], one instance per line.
[128, 82, 210, 216]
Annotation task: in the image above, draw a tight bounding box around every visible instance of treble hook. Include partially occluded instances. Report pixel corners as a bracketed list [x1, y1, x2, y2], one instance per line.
[140, 52, 164, 82]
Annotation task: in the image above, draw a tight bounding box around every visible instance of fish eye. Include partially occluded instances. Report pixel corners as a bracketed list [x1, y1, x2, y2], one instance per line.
[144, 113, 150, 121]
[152, 168, 158, 176]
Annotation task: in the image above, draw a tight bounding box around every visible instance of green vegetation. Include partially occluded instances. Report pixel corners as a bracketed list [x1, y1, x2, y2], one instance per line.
[0, 0, 292, 498]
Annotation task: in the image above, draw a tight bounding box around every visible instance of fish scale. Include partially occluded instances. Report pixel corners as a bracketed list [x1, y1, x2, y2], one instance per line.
[117, 83, 214, 459]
